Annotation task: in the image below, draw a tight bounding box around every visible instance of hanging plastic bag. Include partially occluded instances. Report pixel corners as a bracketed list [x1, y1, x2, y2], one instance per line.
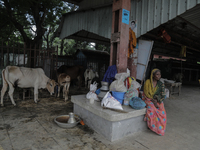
[101, 92, 123, 110]
[86, 82, 99, 100]
[89, 81, 98, 92]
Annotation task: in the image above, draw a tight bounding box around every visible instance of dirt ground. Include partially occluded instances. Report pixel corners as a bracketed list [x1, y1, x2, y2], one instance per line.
[0, 87, 107, 150]
[0, 85, 200, 150]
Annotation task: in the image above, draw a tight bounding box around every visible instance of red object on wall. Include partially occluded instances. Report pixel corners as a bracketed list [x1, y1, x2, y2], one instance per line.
[158, 29, 171, 43]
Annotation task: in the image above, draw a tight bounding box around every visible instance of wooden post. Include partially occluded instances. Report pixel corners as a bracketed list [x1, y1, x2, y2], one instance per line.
[12, 41, 14, 65]
[34, 45, 36, 68]
[110, 0, 131, 73]
[24, 43, 26, 67]
[18, 42, 20, 66]
[1, 41, 4, 68]
[7, 41, 9, 66]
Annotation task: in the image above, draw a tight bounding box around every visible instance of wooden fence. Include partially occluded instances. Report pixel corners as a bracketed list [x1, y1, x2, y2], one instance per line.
[0, 41, 58, 87]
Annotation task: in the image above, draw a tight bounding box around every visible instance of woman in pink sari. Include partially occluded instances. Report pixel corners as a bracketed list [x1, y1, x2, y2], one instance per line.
[143, 69, 167, 136]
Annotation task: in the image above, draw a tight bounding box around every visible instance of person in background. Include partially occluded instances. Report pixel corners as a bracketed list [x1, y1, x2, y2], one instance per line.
[143, 68, 167, 136]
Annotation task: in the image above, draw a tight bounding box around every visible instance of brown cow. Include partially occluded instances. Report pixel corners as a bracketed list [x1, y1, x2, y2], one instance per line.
[57, 65, 84, 89]
[57, 73, 70, 101]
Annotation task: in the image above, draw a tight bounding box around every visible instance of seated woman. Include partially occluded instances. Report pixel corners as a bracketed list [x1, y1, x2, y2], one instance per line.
[143, 68, 167, 136]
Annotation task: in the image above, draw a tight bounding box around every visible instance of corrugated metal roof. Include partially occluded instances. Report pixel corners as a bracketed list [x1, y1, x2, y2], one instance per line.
[78, 0, 113, 10]
[67, 30, 110, 45]
[180, 4, 200, 29]
[58, 5, 112, 44]
[58, 0, 200, 45]
[62, 0, 113, 10]
[75, 49, 110, 56]
[130, 0, 200, 38]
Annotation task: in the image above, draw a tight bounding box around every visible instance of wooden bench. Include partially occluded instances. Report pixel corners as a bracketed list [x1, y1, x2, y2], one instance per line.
[164, 82, 182, 98]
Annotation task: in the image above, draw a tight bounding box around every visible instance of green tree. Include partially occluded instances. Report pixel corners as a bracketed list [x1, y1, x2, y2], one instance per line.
[0, 0, 69, 67]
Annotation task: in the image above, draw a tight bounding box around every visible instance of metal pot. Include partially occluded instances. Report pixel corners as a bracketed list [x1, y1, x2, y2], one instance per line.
[100, 81, 109, 91]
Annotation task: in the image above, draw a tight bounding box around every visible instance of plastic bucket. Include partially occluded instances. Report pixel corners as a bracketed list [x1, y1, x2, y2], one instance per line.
[112, 91, 125, 105]
[95, 88, 101, 95]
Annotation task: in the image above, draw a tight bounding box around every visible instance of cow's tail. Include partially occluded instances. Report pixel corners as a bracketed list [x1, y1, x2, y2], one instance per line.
[1, 69, 9, 97]
[2, 69, 8, 87]
[3, 66, 16, 88]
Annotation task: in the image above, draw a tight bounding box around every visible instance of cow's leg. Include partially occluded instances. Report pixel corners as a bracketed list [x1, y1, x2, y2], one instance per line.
[7, 85, 16, 106]
[85, 79, 87, 88]
[88, 80, 91, 89]
[57, 85, 61, 97]
[63, 84, 66, 98]
[65, 83, 70, 102]
[1, 83, 8, 107]
[34, 87, 39, 103]
[77, 76, 81, 89]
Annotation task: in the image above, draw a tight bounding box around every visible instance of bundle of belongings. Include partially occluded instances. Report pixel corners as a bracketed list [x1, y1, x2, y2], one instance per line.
[101, 72, 146, 111]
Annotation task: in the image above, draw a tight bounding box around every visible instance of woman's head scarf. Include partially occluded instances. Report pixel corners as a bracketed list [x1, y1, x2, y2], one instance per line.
[144, 68, 160, 99]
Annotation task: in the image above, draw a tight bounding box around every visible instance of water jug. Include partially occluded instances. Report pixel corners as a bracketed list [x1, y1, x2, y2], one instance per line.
[68, 112, 76, 124]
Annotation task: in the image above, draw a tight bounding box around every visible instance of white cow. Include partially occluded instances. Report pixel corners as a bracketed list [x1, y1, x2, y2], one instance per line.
[84, 69, 99, 89]
[1, 66, 57, 106]
[57, 73, 70, 102]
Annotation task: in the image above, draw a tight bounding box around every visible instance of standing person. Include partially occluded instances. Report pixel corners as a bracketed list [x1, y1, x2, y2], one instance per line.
[143, 68, 167, 136]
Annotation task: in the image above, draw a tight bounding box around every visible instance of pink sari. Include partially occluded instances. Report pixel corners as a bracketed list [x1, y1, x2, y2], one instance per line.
[142, 94, 167, 136]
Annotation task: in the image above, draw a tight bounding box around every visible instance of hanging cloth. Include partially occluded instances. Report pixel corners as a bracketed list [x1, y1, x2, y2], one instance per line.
[179, 46, 186, 57]
[128, 28, 137, 58]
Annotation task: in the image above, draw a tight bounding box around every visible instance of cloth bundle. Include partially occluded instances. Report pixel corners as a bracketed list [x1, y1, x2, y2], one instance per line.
[129, 97, 146, 110]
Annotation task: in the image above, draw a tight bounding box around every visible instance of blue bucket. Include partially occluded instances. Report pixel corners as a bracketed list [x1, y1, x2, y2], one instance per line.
[112, 91, 125, 105]
[95, 88, 101, 95]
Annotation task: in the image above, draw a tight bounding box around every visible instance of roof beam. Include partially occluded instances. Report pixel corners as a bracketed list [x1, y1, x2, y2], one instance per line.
[145, 33, 200, 53]
[178, 16, 200, 32]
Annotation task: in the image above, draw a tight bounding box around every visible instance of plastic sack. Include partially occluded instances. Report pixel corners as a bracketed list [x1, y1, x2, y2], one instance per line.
[124, 80, 141, 104]
[109, 73, 130, 92]
[124, 76, 135, 89]
[124, 89, 138, 101]
[129, 97, 146, 110]
[86, 92, 98, 100]
[101, 92, 123, 110]
[131, 80, 141, 90]
[86, 82, 99, 100]
[165, 88, 169, 98]
[115, 72, 130, 80]
[89, 81, 98, 92]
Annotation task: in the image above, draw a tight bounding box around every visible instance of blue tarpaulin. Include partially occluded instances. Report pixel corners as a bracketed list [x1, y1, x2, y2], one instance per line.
[102, 65, 117, 84]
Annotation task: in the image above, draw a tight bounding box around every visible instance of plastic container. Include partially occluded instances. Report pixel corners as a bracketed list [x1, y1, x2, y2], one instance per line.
[112, 91, 125, 105]
[68, 112, 76, 124]
[54, 115, 80, 128]
[95, 88, 101, 95]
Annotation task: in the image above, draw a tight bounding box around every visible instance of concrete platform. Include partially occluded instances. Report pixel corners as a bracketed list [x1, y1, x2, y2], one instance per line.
[71, 95, 147, 142]
[1, 86, 200, 150]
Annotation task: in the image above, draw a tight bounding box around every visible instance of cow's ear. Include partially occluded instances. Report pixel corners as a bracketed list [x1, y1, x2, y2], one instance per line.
[47, 80, 52, 86]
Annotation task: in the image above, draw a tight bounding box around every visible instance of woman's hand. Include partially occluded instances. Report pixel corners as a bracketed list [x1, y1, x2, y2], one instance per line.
[151, 99, 159, 108]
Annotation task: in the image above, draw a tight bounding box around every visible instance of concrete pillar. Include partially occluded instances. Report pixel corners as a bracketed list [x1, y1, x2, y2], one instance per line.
[110, 0, 131, 73]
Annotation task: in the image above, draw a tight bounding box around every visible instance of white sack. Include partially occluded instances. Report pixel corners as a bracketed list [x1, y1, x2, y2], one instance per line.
[101, 92, 123, 110]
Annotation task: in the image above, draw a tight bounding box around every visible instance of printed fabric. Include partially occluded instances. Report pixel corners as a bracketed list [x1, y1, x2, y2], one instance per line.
[143, 68, 167, 135]
[143, 94, 167, 136]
